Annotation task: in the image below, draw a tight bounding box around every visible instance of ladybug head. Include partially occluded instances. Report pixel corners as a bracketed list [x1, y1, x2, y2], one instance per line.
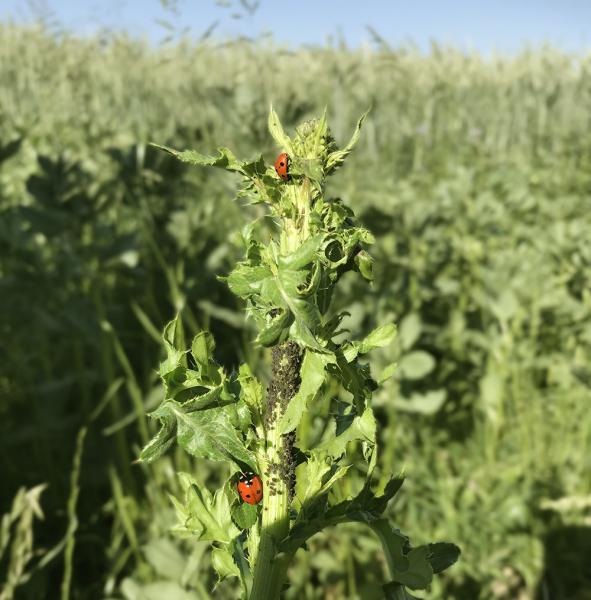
[238, 471, 255, 483]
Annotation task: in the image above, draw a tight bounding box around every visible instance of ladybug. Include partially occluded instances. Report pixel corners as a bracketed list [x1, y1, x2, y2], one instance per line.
[236, 471, 263, 505]
[274, 152, 289, 181]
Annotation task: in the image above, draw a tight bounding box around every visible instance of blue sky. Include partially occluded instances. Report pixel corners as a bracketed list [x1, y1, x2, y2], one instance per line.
[1, 0, 590, 53]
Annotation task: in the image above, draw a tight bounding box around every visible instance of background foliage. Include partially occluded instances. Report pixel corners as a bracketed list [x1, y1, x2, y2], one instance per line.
[1, 24, 590, 599]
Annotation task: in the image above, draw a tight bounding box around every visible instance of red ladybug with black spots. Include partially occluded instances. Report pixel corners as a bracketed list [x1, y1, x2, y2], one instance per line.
[236, 471, 263, 505]
[274, 152, 289, 181]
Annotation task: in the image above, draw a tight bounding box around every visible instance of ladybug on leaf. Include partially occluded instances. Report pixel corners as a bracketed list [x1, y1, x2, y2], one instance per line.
[274, 152, 289, 181]
[236, 471, 263, 505]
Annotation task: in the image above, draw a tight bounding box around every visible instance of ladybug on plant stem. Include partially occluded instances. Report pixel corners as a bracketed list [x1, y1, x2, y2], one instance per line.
[236, 471, 263, 505]
[274, 152, 289, 181]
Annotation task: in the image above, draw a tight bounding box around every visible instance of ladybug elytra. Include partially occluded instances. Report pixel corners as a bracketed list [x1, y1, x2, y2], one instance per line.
[274, 152, 289, 181]
[236, 471, 263, 505]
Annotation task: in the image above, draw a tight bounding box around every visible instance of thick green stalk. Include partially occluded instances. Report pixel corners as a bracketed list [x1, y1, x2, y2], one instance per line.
[249, 429, 290, 599]
[250, 343, 301, 600]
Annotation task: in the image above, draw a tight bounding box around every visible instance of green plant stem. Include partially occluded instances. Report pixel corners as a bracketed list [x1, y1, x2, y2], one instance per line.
[250, 424, 291, 599]
[61, 427, 87, 600]
[369, 518, 404, 584]
[250, 343, 301, 600]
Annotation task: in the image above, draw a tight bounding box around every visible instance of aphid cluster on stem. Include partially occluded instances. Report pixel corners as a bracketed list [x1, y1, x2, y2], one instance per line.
[264, 342, 301, 500]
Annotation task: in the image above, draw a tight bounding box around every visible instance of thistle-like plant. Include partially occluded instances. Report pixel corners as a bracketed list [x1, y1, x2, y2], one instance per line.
[139, 109, 460, 599]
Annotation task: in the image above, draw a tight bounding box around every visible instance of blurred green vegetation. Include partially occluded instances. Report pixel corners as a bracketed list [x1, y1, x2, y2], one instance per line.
[1, 24, 590, 599]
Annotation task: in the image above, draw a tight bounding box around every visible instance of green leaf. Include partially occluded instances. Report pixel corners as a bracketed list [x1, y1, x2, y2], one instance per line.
[297, 157, 324, 182]
[211, 546, 240, 581]
[278, 235, 324, 270]
[237, 364, 264, 414]
[325, 110, 369, 174]
[370, 520, 433, 590]
[138, 416, 176, 463]
[378, 362, 398, 385]
[398, 351, 435, 380]
[160, 317, 185, 377]
[399, 313, 421, 350]
[275, 262, 325, 352]
[428, 542, 461, 574]
[359, 323, 397, 353]
[398, 546, 433, 589]
[282, 477, 404, 553]
[294, 454, 331, 508]
[294, 454, 349, 511]
[231, 502, 259, 530]
[331, 350, 376, 411]
[191, 331, 215, 368]
[353, 249, 374, 282]
[152, 400, 256, 469]
[255, 309, 292, 347]
[226, 264, 272, 298]
[343, 323, 397, 361]
[142, 538, 186, 581]
[279, 350, 331, 434]
[151, 143, 246, 173]
[268, 106, 294, 154]
[394, 390, 446, 415]
[170, 473, 240, 542]
[317, 406, 376, 460]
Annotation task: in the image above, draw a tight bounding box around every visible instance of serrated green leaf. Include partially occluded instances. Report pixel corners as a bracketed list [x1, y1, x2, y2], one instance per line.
[228, 245, 327, 350]
[276, 264, 325, 352]
[317, 406, 376, 459]
[331, 350, 376, 411]
[294, 454, 350, 511]
[370, 520, 433, 590]
[211, 546, 240, 581]
[268, 106, 294, 154]
[397, 546, 433, 589]
[172, 473, 240, 543]
[297, 157, 324, 182]
[226, 264, 272, 298]
[282, 476, 404, 554]
[151, 143, 244, 173]
[325, 110, 369, 174]
[138, 416, 176, 463]
[149, 399, 255, 469]
[278, 235, 324, 270]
